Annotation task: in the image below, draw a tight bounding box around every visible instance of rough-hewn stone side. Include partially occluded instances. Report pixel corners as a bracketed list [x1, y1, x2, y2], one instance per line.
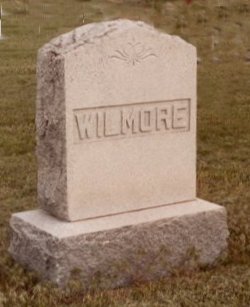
[36, 46, 68, 220]
[46, 19, 190, 56]
[9, 204, 229, 288]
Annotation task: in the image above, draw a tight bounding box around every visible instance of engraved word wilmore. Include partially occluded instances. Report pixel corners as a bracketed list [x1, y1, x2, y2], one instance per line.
[74, 99, 191, 142]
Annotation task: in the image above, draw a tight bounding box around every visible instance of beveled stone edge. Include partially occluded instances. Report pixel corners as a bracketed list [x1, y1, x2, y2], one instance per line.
[10, 198, 227, 239]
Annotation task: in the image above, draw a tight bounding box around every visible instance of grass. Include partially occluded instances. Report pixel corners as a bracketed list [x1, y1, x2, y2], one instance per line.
[0, 0, 250, 305]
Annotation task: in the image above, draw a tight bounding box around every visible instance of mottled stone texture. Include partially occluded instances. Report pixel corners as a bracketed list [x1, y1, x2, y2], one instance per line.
[9, 200, 229, 288]
[36, 46, 67, 220]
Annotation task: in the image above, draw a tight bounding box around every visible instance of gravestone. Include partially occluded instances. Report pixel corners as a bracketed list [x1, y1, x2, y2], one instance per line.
[37, 19, 196, 222]
[9, 19, 229, 288]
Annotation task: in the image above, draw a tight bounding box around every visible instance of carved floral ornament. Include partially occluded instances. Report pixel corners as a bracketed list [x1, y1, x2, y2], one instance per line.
[110, 41, 157, 66]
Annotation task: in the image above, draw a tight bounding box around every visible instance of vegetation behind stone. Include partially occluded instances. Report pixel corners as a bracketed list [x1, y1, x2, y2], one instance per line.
[0, 0, 249, 305]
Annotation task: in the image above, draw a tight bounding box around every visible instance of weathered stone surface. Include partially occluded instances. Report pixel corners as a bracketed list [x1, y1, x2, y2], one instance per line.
[10, 19, 229, 288]
[36, 41, 67, 220]
[36, 19, 197, 222]
[9, 199, 229, 288]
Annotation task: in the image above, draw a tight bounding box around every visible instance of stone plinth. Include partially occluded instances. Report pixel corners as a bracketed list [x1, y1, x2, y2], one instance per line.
[9, 199, 229, 288]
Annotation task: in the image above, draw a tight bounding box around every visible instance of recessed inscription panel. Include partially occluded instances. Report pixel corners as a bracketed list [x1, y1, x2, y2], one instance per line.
[73, 99, 191, 143]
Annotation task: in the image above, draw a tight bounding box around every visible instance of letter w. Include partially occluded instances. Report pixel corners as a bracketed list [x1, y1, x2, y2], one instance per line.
[75, 112, 95, 140]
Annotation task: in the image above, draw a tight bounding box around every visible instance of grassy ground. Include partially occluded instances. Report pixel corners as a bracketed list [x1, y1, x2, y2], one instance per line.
[0, 0, 250, 306]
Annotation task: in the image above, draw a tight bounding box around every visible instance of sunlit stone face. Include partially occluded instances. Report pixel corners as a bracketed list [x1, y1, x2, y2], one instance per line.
[37, 20, 197, 221]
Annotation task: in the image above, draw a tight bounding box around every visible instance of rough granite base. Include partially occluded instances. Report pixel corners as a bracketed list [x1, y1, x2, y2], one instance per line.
[9, 199, 229, 288]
